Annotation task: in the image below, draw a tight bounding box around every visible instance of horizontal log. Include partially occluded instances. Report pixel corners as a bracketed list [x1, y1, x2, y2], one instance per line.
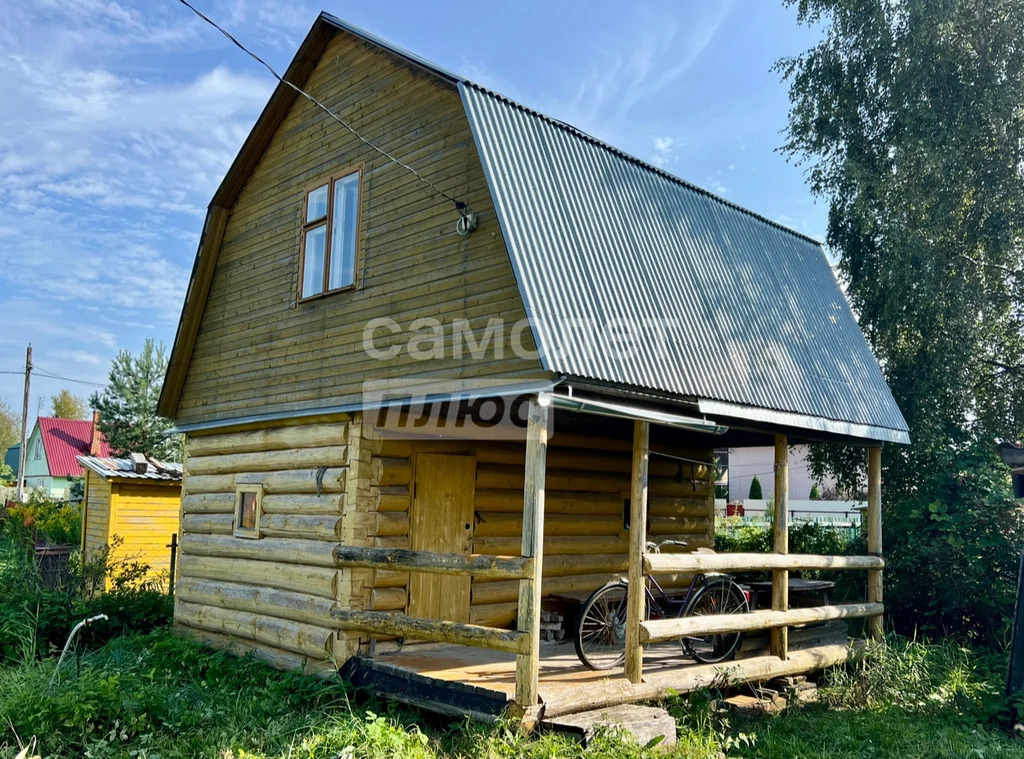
[376, 486, 410, 512]
[472, 573, 622, 606]
[177, 554, 338, 598]
[647, 516, 710, 534]
[474, 489, 624, 516]
[473, 553, 629, 583]
[648, 497, 713, 518]
[331, 609, 528, 654]
[475, 447, 681, 477]
[176, 577, 338, 627]
[373, 511, 409, 537]
[372, 569, 409, 588]
[470, 602, 518, 628]
[187, 422, 347, 456]
[473, 533, 714, 557]
[185, 474, 236, 494]
[177, 624, 338, 676]
[643, 552, 885, 575]
[373, 535, 409, 549]
[334, 546, 532, 579]
[370, 457, 411, 486]
[187, 446, 349, 475]
[183, 513, 233, 535]
[176, 600, 334, 659]
[473, 513, 623, 538]
[475, 465, 710, 496]
[262, 513, 343, 541]
[180, 533, 338, 567]
[641, 603, 884, 643]
[236, 468, 347, 494]
[370, 587, 407, 611]
[541, 644, 850, 719]
[474, 535, 628, 556]
[182, 493, 235, 514]
[261, 493, 344, 515]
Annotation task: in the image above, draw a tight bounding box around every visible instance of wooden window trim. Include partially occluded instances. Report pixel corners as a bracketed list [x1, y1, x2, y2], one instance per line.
[233, 484, 263, 540]
[298, 164, 364, 303]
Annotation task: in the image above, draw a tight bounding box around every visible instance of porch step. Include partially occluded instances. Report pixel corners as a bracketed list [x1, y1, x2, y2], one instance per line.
[340, 655, 510, 720]
[542, 704, 677, 749]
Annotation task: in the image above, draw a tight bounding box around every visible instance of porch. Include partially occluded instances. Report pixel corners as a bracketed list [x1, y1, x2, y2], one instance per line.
[331, 393, 886, 725]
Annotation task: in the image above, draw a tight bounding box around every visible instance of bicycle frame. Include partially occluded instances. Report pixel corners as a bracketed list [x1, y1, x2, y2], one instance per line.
[644, 571, 712, 621]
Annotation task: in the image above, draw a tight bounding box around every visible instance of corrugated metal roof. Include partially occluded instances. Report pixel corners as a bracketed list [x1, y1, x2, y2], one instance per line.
[38, 418, 111, 478]
[76, 455, 182, 482]
[460, 83, 909, 443]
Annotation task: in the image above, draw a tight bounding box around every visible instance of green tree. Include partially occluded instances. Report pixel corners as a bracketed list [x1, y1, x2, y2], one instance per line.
[50, 389, 87, 420]
[0, 398, 20, 482]
[779, 0, 1024, 643]
[89, 340, 180, 461]
[748, 475, 763, 500]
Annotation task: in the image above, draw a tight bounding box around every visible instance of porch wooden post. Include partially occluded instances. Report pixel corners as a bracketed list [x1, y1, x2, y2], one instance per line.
[770, 434, 789, 660]
[867, 446, 883, 641]
[625, 420, 650, 684]
[515, 397, 549, 708]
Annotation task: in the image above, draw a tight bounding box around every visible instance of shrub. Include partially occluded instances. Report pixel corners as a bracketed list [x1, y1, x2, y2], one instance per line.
[0, 531, 171, 664]
[883, 444, 1024, 647]
[748, 476, 763, 499]
[2, 491, 81, 547]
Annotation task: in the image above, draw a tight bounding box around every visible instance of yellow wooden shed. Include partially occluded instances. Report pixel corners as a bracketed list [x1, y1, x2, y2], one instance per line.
[77, 454, 183, 589]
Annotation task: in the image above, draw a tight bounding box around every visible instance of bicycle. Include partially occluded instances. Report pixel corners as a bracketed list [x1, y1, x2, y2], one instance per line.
[573, 539, 750, 670]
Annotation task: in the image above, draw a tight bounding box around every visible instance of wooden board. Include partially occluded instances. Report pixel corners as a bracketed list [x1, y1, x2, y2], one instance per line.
[409, 454, 476, 623]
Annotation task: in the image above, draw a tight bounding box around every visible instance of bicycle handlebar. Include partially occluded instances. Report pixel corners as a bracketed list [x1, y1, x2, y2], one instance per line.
[645, 539, 689, 553]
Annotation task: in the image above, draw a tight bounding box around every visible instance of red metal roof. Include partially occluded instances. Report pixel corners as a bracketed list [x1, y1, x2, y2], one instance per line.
[38, 417, 111, 478]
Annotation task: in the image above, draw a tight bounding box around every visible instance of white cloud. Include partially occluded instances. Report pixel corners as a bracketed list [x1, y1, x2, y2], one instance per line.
[0, 0, 294, 412]
[652, 136, 675, 167]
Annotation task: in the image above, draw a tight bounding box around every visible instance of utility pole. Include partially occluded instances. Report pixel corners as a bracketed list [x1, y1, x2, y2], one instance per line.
[16, 344, 31, 502]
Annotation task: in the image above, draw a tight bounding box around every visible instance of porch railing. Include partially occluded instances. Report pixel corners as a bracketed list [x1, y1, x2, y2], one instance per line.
[638, 551, 884, 644]
[329, 397, 886, 718]
[332, 545, 533, 655]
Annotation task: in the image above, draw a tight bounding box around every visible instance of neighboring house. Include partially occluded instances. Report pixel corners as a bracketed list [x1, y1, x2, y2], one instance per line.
[157, 13, 908, 718]
[2, 443, 18, 484]
[23, 414, 110, 499]
[722, 446, 861, 525]
[728, 445, 837, 501]
[78, 454, 183, 588]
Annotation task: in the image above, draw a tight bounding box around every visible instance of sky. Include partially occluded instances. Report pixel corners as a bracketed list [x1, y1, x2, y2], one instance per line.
[0, 0, 826, 430]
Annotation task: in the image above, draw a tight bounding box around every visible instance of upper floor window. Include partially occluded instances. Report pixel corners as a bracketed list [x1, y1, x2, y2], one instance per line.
[301, 168, 361, 299]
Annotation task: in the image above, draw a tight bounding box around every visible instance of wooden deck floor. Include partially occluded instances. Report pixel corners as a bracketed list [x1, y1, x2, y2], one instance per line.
[354, 622, 852, 719]
[373, 641, 699, 702]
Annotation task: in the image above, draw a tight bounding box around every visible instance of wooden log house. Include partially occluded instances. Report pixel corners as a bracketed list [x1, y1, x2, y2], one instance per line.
[158, 13, 909, 721]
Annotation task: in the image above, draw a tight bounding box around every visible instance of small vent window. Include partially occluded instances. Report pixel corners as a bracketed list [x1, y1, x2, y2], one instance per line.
[233, 484, 263, 539]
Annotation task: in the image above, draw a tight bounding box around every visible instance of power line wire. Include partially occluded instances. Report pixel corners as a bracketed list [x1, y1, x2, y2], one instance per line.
[175, 0, 468, 214]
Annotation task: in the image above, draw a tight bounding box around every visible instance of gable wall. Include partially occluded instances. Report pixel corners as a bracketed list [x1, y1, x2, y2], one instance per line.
[176, 31, 541, 425]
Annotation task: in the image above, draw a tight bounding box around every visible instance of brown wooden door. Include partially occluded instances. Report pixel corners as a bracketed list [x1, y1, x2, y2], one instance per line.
[409, 453, 476, 623]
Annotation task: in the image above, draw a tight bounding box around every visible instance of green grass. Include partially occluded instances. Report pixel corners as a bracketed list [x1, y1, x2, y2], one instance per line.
[0, 631, 1021, 758]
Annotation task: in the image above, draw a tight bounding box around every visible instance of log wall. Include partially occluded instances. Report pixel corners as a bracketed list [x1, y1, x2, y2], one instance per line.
[364, 421, 715, 631]
[174, 417, 360, 672]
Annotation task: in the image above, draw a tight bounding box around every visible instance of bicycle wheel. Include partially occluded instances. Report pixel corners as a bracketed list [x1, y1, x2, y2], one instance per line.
[574, 581, 637, 670]
[681, 578, 748, 664]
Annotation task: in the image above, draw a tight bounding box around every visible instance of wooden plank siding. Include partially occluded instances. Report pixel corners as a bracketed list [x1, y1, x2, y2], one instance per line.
[108, 482, 182, 587]
[82, 474, 111, 562]
[175, 30, 542, 426]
